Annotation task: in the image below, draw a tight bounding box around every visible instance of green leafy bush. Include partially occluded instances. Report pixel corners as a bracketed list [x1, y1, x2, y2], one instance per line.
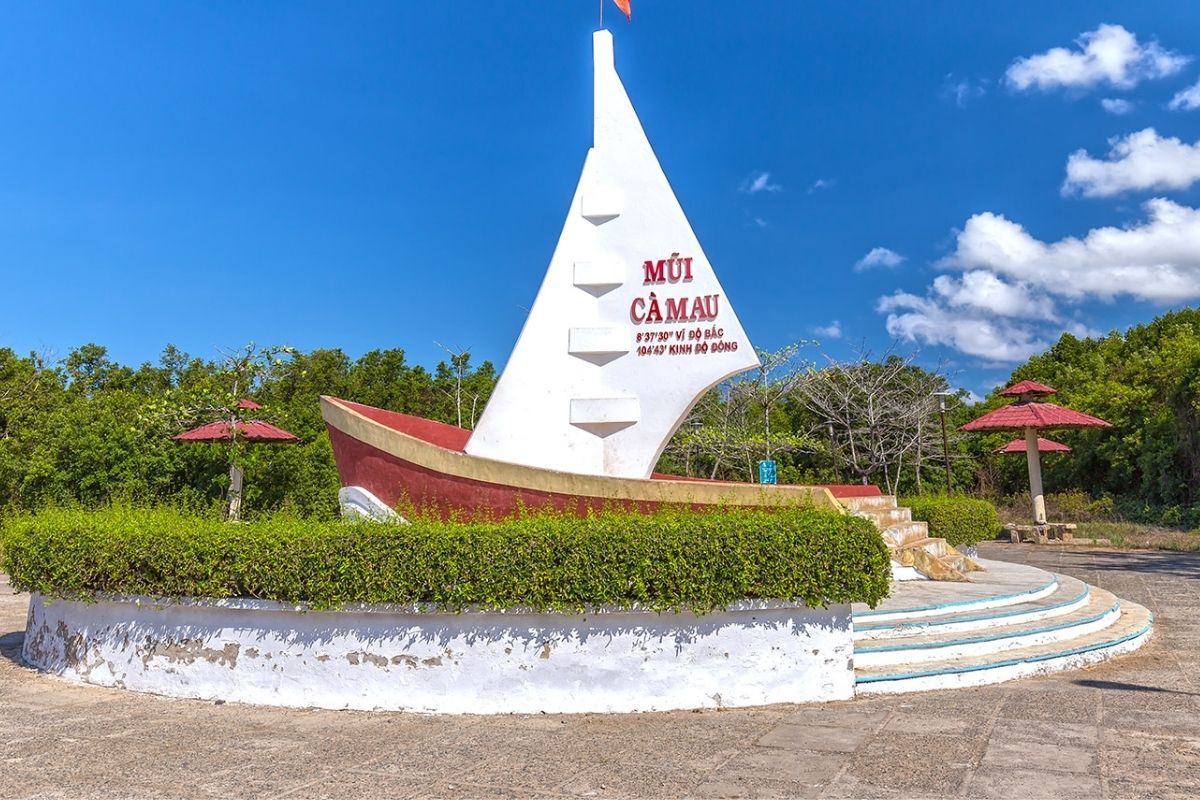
[998, 491, 1122, 524]
[1113, 499, 1200, 530]
[900, 495, 1003, 547]
[0, 505, 891, 613]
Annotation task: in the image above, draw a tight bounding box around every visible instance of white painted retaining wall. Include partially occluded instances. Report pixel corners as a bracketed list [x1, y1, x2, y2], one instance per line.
[23, 594, 853, 713]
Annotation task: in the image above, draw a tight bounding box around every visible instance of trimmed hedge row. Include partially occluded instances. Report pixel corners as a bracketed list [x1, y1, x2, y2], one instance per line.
[0, 505, 891, 613]
[900, 495, 1003, 548]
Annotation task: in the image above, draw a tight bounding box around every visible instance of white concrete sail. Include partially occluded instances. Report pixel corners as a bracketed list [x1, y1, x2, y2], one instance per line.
[465, 30, 758, 479]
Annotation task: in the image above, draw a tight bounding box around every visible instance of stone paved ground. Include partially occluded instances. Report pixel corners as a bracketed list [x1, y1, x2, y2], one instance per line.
[1, 544, 1198, 799]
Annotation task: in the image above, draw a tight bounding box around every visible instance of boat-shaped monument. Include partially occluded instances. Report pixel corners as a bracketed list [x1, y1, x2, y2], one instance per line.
[21, 26, 1153, 715]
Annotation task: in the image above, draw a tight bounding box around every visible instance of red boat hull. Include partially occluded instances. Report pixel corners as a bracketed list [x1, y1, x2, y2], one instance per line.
[321, 396, 876, 519]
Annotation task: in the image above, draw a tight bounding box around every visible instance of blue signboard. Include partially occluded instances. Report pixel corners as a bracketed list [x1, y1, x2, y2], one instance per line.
[758, 460, 778, 485]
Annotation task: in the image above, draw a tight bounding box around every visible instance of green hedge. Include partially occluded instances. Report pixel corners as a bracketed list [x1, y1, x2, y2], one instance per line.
[900, 495, 1003, 548]
[0, 505, 891, 613]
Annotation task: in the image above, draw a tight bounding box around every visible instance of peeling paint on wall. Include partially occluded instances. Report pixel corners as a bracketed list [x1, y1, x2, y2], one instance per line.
[22, 594, 854, 714]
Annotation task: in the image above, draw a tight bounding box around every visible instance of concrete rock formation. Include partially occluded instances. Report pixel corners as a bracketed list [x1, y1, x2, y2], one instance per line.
[841, 494, 984, 581]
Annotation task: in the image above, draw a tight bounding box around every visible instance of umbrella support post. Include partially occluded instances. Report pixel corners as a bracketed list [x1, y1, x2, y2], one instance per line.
[1024, 427, 1047, 525]
[227, 464, 244, 523]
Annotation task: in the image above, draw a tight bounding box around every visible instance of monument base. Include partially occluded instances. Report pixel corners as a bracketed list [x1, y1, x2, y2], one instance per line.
[22, 593, 854, 714]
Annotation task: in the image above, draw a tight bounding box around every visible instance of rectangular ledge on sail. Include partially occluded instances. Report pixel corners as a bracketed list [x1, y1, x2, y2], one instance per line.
[573, 260, 624, 294]
[568, 327, 630, 361]
[569, 397, 639, 436]
[581, 189, 622, 224]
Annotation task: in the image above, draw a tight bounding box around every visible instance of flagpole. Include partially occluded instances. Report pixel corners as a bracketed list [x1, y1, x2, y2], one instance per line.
[599, 0, 603, 29]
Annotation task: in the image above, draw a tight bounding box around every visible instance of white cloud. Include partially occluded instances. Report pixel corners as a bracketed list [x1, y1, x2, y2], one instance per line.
[813, 320, 843, 339]
[877, 273, 1061, 363]
[1063, 129, 1200, 197]
[878, 199, 1200, 362]
[1169, 77, 1200, 110]
[740, 171, 782, 194]
[943, 74, 986, 108]
[930, 272, 1058, 320]
[854, 247, 906, 271]
[1100, 97, 1134, 114]
[808, 178, 835, 193]
[752, 217, 768, 228]
[1006, 24, 1188, 92]
[877, 291, 1050, 362]
[944, 198, 1200, 303]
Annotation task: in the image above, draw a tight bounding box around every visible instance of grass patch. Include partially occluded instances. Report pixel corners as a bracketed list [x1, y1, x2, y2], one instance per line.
[0, 504, 892, 613]
[1074, 521, 1200, 551]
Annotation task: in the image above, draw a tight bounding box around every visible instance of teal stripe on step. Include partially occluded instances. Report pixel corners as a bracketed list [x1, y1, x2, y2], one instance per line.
[855, 583, 1089, 632]
[855, 576, 1057, 618]
[856, 614, 1154, 684]
[855, 600, 1118, 653]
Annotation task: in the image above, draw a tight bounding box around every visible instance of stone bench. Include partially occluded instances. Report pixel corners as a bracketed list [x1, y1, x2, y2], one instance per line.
[1005, 523, 1077, 544]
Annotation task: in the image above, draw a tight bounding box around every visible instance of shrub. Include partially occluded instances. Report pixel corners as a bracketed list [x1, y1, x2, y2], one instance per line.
[997, 491, 1123, 524]
[1115, 501, 1200, 530]
[900, 495, 1003, 548]
[0, 505, 891, 613]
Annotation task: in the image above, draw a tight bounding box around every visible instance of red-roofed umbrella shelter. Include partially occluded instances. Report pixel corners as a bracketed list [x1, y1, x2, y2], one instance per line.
[962, 382, 1110, 525]
[174, 420, 299, 443]
[174, 401, 299, 521]
[995, 437, 1072, 455]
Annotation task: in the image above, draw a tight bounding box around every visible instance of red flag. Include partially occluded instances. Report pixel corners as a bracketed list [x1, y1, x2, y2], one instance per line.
[612, 0, 631, 22]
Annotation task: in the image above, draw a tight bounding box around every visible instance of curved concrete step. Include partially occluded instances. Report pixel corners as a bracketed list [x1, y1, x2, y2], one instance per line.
[881, 522, 930, 548]
[854, 587, 1121, 667]
[856, 507, 912, 527]
[854, 559, 1059, 624]
[842, 495, 897, 512]
[856, 601, 1153, 694]
[855, 573, 1090, 641]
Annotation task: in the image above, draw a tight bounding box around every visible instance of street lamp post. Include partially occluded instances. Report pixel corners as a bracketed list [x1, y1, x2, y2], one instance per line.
[934, 392, 953, 495]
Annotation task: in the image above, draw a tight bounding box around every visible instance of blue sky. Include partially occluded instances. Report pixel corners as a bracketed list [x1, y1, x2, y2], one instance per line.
[2, 2, 1199, 398]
